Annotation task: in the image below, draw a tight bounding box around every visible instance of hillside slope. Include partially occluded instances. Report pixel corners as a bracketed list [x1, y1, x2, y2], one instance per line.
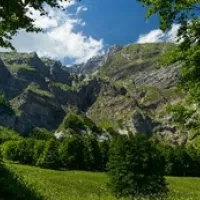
[0, 43, 197, 144]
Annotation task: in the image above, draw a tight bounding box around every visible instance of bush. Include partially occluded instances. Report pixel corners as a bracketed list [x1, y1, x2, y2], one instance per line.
[157, 143, 200, 177]
[0, 92, 13, 114]
[99, 140, 110, 171]
[0, 126, 22, 144]
[83, 135, 102, 171]
[108, 134, 168, 199]
[33, 140, 46, 166]
[38, 139, 59, 169]
[28, 128, 54, 140]
[59, 135, 85, 170]
[2, 140, 21, 162]
[2, 139, 35, 164]
[0, 145, 2, 162]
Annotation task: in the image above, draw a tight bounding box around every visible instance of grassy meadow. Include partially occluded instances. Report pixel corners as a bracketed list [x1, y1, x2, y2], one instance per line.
[1, 163, 200, 200]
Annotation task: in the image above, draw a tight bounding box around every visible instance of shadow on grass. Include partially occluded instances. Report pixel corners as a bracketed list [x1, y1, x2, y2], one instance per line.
[0, 163, 44, 200]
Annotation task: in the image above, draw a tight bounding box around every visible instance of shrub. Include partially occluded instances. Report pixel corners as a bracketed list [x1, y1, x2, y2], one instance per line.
[83, 135, 102, 171]
[28, 128, 54, 140]
[0, 126, 22, 144]
[2, 141, 20, 162]
[33, 140, 46, 166]
[2, 139, 35, 164]
[99, 140, 110, 171]
[0, 92, 13, 114]
[59, 135, 85, 170]
[38, 139, 59, 169]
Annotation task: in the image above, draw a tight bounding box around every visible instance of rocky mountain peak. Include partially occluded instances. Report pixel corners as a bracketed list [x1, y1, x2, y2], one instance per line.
[105, 44, 123, 62]
[66, 44, 123, 75]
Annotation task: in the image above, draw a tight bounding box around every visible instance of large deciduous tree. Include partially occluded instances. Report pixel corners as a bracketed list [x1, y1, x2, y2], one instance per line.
[0, 0, 71, 50]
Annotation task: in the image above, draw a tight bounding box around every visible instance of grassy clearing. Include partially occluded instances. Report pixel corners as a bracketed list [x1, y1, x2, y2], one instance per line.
[4, 163, 200, 200]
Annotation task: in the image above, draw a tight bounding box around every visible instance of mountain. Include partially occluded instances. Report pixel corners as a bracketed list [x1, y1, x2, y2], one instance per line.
[66, 45, 123, 74]
[0, 43, 197, 145]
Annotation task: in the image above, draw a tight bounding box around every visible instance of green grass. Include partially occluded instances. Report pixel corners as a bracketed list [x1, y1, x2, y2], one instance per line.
[4, 163, 200, 200]
[0, 92, 14, 114]
[7, 64, 36, 73]
[100, 43, 175, 77]
[0, 52, 36, 62]
[50, 82, 72, 91]
[26, 84, 54, 98]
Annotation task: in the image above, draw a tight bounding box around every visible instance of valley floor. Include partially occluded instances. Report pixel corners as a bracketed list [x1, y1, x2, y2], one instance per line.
[3, 163, 200, 200]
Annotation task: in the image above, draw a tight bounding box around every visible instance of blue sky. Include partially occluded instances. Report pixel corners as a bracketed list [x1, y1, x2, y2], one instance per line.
[73, 0, 159, 46]
[0, 0, 178, 65]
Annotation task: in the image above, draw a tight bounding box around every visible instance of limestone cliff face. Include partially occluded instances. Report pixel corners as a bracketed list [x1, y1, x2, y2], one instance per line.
[0, 59, 11, 85]
[14, 90, 66, 134]
[0, 43, 189, 144]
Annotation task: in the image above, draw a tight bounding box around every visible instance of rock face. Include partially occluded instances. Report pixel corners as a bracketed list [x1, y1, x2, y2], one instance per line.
[48, 61, 72, 85]
[129, 110, 156, 136]
[49, 85, 78, 106]
[0, 59, 11, 85]
[134, 63, 181, 89]
[0, 106, 15, 128]
[14, 90, 66, 134]
[0, 43, 188, 144]
[68, 55, 106, 74]
[66, 45, 123, 74]
[105, 45, 123, 62]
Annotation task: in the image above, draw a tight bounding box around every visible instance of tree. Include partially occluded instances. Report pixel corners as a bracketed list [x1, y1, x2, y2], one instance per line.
[99, 140, 110, 171]
[186, 144, 200, 177]
[138, 0, 200, 139]
[59, 135, 85, 170]
[137, 0, 200, 32]
[33, 140, 46, 166]
[28, 127, 54, 141]
[165, 146, 192, 176]
[38, 139, 59, 169]
[1, 140, 20, 162]
[108, 134, 167, 199]
[1, 139, 35, 164]
[0, 0, 71, 50]
[0, 145, 2, 162]
[83, 135, 102, 171]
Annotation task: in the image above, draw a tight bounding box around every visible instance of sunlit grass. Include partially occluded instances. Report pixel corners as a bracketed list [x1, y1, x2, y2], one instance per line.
[6, 163, 200, 200]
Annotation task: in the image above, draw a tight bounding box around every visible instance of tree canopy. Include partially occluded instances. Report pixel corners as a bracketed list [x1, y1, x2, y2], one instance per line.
[0, 0, 71, 50]
[108, 135, 167, 199]
[138, 0, 200, 49]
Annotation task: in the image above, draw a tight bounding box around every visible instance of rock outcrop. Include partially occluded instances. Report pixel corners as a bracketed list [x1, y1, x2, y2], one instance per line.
[14, 90, 66, 134]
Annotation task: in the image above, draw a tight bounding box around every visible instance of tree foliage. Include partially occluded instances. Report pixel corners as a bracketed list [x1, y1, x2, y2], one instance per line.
[59, 135, 85, 170]
[38, 139, 59, 169]
[108, 134, 168, 199]
[0, 0, 71, 50]
[83, 135, 102, 171]
[138, 0, 200, 32]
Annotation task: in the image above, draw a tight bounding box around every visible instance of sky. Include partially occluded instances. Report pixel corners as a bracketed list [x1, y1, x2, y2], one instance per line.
[0, 0, 179, 65]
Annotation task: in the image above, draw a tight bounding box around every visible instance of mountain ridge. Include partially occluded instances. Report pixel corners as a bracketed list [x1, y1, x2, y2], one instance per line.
[0, 42, 196, 145]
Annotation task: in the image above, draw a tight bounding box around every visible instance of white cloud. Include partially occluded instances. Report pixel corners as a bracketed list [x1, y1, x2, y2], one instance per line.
[58, 0, 75, 8]
[137, 29, 165, 44]
[166, 24, 180, 42]
[76, 6, 88, 15]
[137, 24, 180, 44]
[26, 7, 58, 29]
[1, 3, 104, 64]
